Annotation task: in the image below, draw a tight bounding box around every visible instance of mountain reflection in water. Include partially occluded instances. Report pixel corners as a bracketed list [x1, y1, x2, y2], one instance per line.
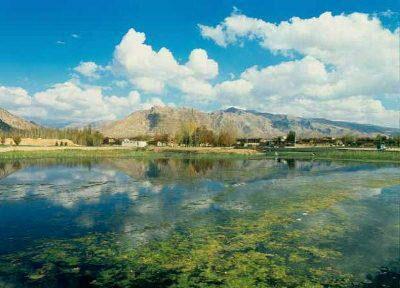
[0, 157, 399, 287]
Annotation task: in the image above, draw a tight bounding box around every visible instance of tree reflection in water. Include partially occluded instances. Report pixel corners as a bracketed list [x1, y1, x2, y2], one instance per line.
[0, 157, 398, 287]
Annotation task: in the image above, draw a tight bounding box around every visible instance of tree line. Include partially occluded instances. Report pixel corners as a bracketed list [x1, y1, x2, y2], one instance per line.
[1, 123, 398, 149]
[0, 127, 104, 146]
[297, 134, 400, 148]
[167, 121, 238, 147]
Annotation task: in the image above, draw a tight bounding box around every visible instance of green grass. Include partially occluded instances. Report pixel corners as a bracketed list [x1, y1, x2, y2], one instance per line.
[0, 147, 399, 162]
[265, 148, 400, 163]
[0, 148, 265, 161]
[0, 149, 149, 160]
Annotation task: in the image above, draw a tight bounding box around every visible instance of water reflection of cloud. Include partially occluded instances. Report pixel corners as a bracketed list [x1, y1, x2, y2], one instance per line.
[1, 158, 399, 260]
[4, 170, 47, 182]
[1, 161, 398, 211]
[0, 164, 178, 210]
[0, 166, 146, 208]
[76, 214, 95, 228]
[357, 187, 382, 198]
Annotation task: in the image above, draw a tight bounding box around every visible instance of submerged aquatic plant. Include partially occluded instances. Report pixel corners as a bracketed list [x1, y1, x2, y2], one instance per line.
[0, 159, 399, 287]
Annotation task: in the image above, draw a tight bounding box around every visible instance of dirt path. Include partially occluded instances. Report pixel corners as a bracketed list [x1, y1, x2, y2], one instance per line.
[0, 146, 132, 153]
[153, 146, 261, 155]
[0, 145, 261, 155]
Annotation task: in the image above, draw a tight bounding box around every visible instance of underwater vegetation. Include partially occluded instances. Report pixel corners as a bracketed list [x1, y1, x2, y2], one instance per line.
[0, 158, 399, 287]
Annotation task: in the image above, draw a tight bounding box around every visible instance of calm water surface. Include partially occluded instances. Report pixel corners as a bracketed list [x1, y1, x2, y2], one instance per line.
[0, 158, 399, 287]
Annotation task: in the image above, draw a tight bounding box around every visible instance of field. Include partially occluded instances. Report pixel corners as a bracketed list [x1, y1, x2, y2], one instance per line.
[0, 145, 399, 162]
[265, 147, 400, 162]
[0, 146, 262, 160]
[0, 137, 76, 146]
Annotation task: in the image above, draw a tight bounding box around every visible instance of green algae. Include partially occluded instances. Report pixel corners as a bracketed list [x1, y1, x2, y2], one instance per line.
[0, 159, 399, 287]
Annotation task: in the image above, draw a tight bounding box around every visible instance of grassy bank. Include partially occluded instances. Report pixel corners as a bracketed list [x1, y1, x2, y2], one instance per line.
[265, 148, 400, 163]
[0, 148, 264, 160]
[0, 146, 399, 162]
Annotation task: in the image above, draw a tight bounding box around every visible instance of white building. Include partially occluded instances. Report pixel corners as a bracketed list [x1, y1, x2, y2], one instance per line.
[121, 139, 148, 148]
[156, 141, 167, 147]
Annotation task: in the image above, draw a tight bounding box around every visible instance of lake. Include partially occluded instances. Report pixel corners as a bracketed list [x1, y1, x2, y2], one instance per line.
[0, 157, 399, 287]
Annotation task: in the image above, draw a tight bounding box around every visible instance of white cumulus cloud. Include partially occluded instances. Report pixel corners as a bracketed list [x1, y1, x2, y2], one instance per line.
[185, 49, 218, 80]
[33, 81, 165, 123]
[200, 11, 399, 127]
[74, 61, 103, 79]
[0, 81, 165, 125]
[0, 12, 398, 128]
[0, 86, 32, 108]
[113, 28, 218, 101]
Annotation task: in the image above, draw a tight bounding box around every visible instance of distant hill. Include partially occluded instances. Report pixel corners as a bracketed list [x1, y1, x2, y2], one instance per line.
[0, 108, 38, 131]
[65, 119, 114, 130]
[99, 106, 399, 139]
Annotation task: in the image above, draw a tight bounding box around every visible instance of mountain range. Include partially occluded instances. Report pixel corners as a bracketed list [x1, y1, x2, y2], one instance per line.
[1, 106, 398, 139]
[0, 108, 38, 131]
[99, 106, 399, 139]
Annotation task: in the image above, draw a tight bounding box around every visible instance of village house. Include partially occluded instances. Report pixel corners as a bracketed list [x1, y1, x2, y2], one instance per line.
[236, 138, 264, 148]
[156, 141, 167, 147]
[121, 139, 148, 148]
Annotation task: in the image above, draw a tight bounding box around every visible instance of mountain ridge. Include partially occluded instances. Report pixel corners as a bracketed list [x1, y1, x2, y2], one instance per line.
[99, 106, 399, 139]
[0, 108, 39, 131]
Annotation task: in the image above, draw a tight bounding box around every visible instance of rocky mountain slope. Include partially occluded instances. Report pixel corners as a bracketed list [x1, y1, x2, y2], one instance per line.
[0, 108, 38, 131]
[99, 106, 399, 139]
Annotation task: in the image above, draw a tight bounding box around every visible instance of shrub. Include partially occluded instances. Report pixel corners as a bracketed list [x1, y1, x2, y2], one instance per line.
[12, 136, 21, 146]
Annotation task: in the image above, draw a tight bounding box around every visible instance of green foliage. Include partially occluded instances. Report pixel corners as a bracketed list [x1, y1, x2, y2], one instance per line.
[341, 135, 356, 146]
[216, 124, 237, 147]
[374, 134, 387, 149]
[286, 131, 296, 144]
[175, 120, 239, 147]
[85, 131, 103, 146]
[196, 126, 215, 146]
[1, 126, 104, 146]
[298, 135, 400, 148]
[0, 134, 5, 145]
[12, 135, 21, 146]
[154, 133, 171, 143]
[394, 135, 400, 147]
[265, 148, 400, 163]
[175, 121, 200, 146]
[176, 123, 215, 147]
[217, 131, 235, 147]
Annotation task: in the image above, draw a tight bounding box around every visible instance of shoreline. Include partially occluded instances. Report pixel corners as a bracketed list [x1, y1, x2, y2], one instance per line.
[0, 146, 264, 160]
[0, 146, 261, 155]
[0, 145, 399, 163]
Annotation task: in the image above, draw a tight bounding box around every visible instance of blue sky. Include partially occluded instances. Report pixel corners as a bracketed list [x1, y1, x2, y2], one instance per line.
[0, 0, 399, 127]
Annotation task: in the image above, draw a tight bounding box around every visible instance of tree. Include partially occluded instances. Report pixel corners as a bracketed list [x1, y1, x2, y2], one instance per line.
[217, 124, 237, 147]
[0, 127, 105, 146]
[341, 134, 355, 146]
[13, 136, 21, 146]
[286, 131, 296, 145]
[154, 133, 170, 143]
[273, 136, 284, 147]
[0, 135, 5, 145]
[374, 134, 386, 150]
[176, 120, 198, 146]
[394, 135, 400, 147]
[196, 126, 215, 146]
